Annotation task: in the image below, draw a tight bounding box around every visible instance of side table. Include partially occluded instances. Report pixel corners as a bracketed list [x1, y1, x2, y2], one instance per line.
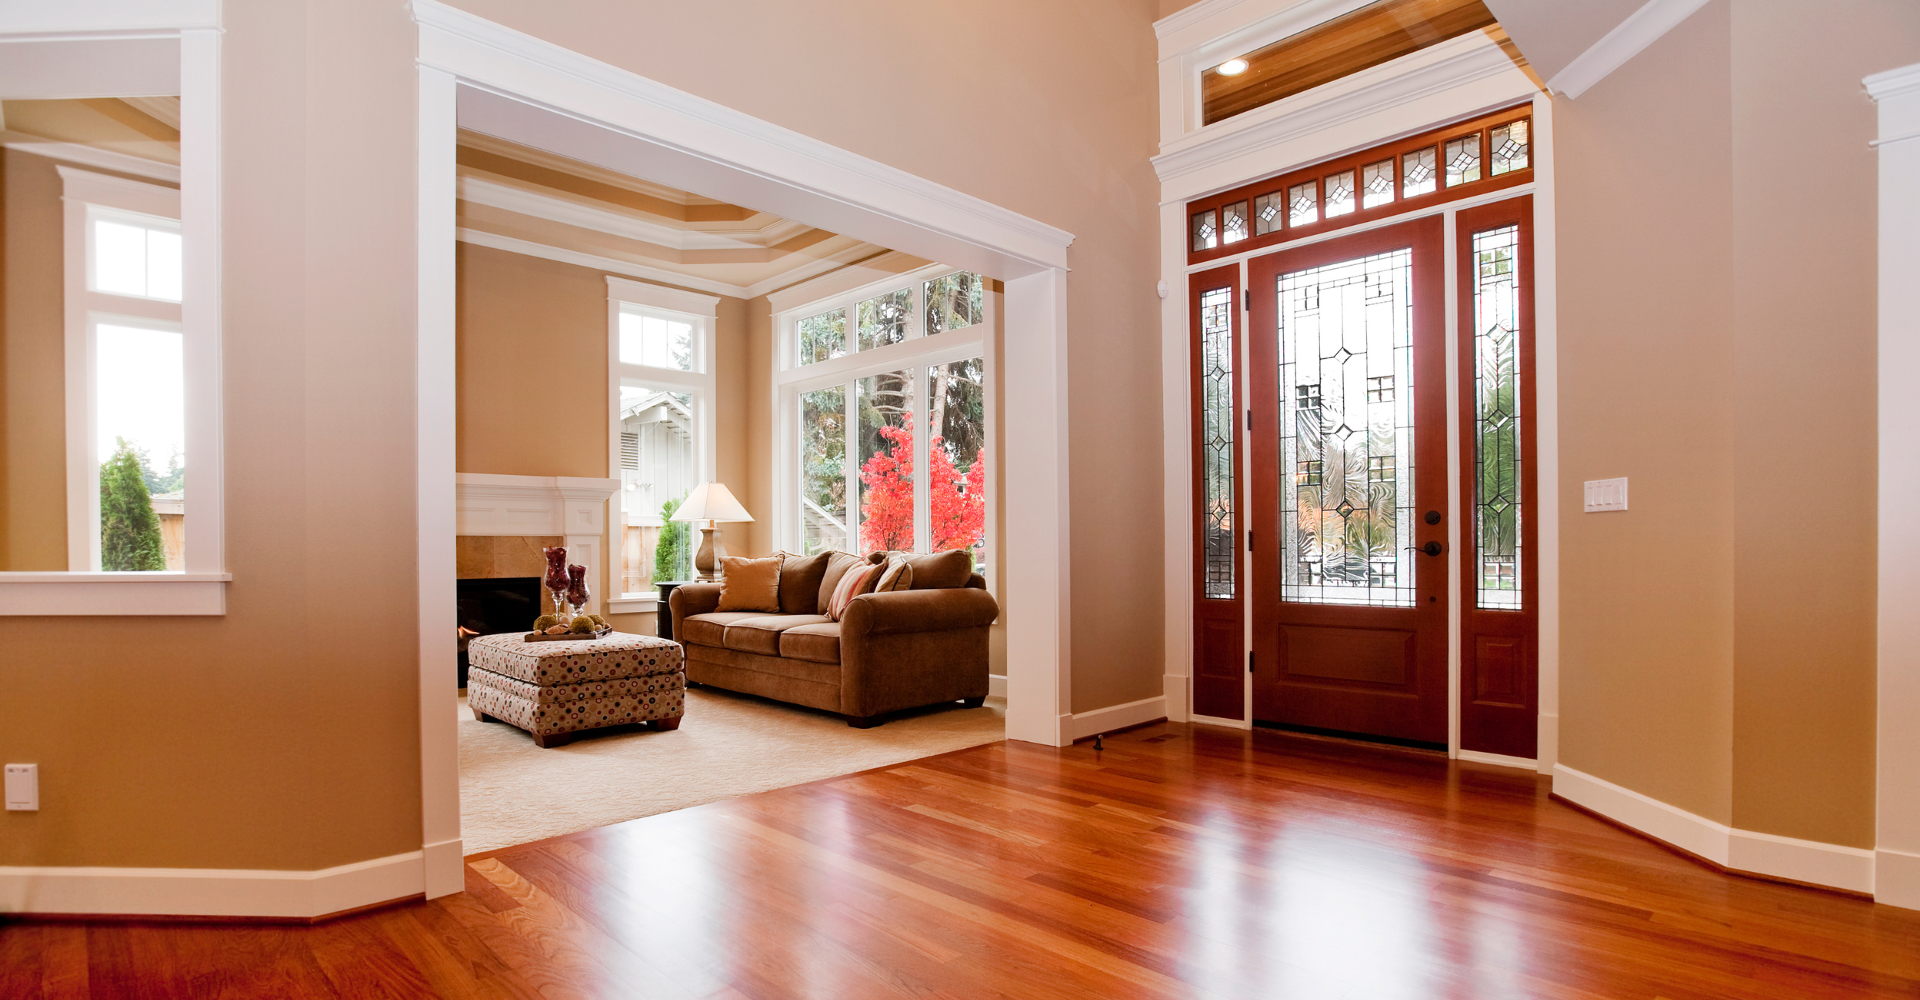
[655, 580, 693, 641]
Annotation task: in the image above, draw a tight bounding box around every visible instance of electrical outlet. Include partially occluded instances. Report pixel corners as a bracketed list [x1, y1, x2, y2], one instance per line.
[1584, 478, 1628, 512]
[5, 764, 37, 811]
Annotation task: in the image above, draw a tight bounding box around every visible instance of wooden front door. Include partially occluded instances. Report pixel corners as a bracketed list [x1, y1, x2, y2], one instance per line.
[1189, 266, 1244, 720]
[1248, 216, 1449, 744]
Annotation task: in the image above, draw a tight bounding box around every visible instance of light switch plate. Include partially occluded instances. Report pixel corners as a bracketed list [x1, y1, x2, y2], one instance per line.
[1584, 478, 1628, 512]
[5, 763, 38, 811]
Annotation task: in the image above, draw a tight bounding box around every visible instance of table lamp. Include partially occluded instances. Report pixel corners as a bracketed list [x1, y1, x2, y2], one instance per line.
[671, 481, 754, 582]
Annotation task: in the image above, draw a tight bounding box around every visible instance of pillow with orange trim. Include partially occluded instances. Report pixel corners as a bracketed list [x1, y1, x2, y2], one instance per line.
[824, 561, 882, 621]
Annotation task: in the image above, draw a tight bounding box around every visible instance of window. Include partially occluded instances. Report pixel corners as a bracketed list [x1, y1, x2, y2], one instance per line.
[605, 277, 717, 607]
[775, 268, 992, 579]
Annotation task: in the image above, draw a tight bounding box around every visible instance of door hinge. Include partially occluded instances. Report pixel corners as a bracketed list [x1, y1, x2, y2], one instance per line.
[1243, 288, 1250, 312]
[1247, 530, 1253, 552]
[1248, 651, 1255, 674]
[1245, 409, 1251, 430]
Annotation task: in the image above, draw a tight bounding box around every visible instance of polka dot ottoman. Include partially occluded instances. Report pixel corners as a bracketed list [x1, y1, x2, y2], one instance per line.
[466, 630, 685, 748]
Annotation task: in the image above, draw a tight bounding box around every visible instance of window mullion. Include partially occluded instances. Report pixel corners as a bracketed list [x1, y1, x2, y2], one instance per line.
[914, 362, 931, 553]
[843, 379, 859, 553]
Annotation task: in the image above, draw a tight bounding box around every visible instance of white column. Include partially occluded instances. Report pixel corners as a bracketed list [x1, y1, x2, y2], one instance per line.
[1159, 199, 1194, 723]
[1002, 268, 1072, 746]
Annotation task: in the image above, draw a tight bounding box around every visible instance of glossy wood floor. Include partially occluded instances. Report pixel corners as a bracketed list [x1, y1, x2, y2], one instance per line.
[6, 722, 1919, 999]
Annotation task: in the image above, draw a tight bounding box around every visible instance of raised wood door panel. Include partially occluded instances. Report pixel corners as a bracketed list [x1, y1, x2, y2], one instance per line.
[1249, 216, 1449, 744]
[1456, 197, 1538, 757]
[1190, 265, 1244, 720]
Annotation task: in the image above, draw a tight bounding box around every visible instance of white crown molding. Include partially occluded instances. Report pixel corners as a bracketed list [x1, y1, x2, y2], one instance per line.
[458, 128, 719, 206]
[4, 138, 181, 183]
[606, 274, 719, 317]
[0, 849, 425, 918]
[458, 227, 752, 298]
[742, 243, 893, 300]
[0, 2, 218, 34]
[1154, 31, 1528, 199]
[410, 0, 1073, 275]
[1552, 765, 1878, 895]
[764, 250, 930, 313]
[123, 94, 182, 128]
[1867, 63, 1920, 103]
[459, 173, 811, 251]
[1545, 0, 1710, 99]
[1155, 0, 1371, 63]
[455, 473, 617, 537]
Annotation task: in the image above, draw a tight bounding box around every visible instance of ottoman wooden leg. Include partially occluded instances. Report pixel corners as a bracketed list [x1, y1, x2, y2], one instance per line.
[472, 706, 494, 722]
[647, 715, 682, 732]
[532, 730, 572, 748]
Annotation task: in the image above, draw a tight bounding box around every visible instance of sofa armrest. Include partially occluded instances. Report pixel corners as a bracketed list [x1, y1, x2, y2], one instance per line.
[669, 582, 723, 639]
[840, 587, 999, 637]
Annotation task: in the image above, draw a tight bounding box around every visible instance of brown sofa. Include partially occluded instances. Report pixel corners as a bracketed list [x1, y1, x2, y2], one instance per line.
[668, 550, 998, 727]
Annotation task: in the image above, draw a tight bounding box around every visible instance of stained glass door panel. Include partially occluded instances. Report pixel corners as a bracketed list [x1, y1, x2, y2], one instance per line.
[1190, 265, 1244, 721]
[1248, 217, 1448, 745]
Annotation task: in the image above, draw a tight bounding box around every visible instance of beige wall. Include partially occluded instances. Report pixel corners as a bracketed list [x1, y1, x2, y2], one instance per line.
[1554, 0, 1920, 847]
[1, 149, 70, 571]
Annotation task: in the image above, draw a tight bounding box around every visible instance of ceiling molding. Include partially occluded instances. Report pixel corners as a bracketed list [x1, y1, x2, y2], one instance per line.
[3, 138, 179, 182]
[123, 95, 181, 128]
[605, 274, 720, 316]
[458, 128, 720, 206]
[1156, 0, 1373, 64]
[458, 174, 811, 251]
[1866, 63, 1920, 103]
[740, 243, 889, 300]
[764, 251, 933, 313]
[1544, 0, 1709, 99]
[458, 228, 755, 298]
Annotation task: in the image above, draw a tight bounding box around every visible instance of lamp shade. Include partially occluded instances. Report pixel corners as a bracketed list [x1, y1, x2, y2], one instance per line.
[671, 481, 754, 523]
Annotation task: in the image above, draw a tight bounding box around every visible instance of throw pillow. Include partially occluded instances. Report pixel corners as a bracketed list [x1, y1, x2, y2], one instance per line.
[874, 558, 914, 593]
[816, 550, 865, 611]
[903, 549, 973, 590]
[774, 550, 830, 615]
[824, 561, 882, 621]
[716, 555, 782, 612]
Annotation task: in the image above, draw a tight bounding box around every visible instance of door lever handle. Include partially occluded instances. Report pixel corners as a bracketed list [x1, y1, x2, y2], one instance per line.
[1418, 541, 1442, 557]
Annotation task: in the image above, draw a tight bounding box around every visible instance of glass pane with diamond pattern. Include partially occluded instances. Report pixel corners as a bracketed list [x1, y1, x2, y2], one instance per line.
[1200, 286, 1236, 599]
[1472, 225, 1522, 608]
[1191, 209, 1217, 251]
[1402, 147, 1437, 197]
[1362, 160, 1395, 209]
[1444, 134, 1481, 186]
[1324, 170, 1356, 218]
[1254, 193, 1283, 235]
[1490, 119, 1530, 176]
[1289, 181, 1319, 227]
[1276, 248, 1416, 606]
[1222, 201, 1249, 244]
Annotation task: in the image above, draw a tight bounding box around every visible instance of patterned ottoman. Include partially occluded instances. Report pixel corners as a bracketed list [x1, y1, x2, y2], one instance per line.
[466, 631, 685, 748]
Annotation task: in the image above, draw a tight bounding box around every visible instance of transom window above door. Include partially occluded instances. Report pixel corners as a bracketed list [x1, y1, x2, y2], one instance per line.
[1185, 105, 1532, 264]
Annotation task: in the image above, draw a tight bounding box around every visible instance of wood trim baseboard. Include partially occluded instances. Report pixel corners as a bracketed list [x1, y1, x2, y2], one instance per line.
[0, 850, 429, 920]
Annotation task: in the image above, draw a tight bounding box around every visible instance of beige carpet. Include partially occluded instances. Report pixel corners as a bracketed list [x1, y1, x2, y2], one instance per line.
[458, 686, 1005, 852]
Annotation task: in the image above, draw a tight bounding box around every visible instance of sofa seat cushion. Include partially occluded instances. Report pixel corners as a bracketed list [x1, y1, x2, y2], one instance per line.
[779, 622, 842, 664]
[722, 614, 833, 656]
[681, 611, 771, 648]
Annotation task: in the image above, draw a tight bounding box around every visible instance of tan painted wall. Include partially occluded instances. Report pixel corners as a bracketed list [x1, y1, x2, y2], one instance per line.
[1, 149, 70, 571]
[1553, 0, 1920, 846]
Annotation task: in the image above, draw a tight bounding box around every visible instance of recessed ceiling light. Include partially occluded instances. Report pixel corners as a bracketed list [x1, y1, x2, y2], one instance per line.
[1218, 58, 1250, 76]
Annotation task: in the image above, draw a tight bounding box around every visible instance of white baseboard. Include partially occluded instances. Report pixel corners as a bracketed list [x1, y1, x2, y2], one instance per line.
[0, 849, 427, 919]
[1536, 712, 1559, 774]
[988, 673, 1007, 699]
[1553, 765, 1880, 896]
[1875, 849, 1920, 910]
[1457, 749, 1537, 770]
[1189, 713, 1252, 730]
[422, 838, 466, 900]
[1067, 695, 1168, 742]
[1162, 673, 1190, 722]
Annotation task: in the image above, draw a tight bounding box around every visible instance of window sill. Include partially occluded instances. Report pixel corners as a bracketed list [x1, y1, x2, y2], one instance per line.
[605, 596, 659, 615]
[0, 573, 230, 616]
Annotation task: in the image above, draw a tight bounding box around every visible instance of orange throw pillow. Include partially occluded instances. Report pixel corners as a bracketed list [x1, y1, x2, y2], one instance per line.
[717, 555, 782, 612]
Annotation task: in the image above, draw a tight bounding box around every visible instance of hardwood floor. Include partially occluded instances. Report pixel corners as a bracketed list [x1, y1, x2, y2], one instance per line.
[6, 722, 1918, 999]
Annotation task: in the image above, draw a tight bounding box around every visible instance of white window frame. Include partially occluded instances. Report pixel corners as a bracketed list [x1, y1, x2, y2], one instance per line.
[771, 264, 996, 582]
[604, 276, 717, 613]
[0, 20, 226, 615]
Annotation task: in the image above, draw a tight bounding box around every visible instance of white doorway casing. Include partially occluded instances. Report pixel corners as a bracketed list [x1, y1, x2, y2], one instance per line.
[412, 1, 1077, 900]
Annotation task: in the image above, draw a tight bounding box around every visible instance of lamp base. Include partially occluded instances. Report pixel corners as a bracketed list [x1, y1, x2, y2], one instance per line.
[693, 524, 727, 582]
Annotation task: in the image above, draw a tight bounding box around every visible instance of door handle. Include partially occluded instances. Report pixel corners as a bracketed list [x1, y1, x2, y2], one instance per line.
[1419, 541, 1443, 557]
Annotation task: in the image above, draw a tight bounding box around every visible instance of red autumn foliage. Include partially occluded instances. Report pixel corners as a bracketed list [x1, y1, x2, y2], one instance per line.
[858, 419, 985, 556]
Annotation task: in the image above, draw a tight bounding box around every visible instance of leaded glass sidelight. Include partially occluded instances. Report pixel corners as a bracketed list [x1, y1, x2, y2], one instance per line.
[1490, 119, 1530, 175]
[1402, 147, 1437, 198]
[1471, 225, 1523, 608]
[1362, 160, 1395, 209]
[1276, 248, 1416, 607]
[1199, 286, 1236, 599]
[1192, 209, 1218, 251]
[1254, 193, 1283, 235]
[1324, 170, 1356, 218]
[797, 308, 847, 366]
[1222, 201, 1249, 244]
[1444, 134, 1481, 186]
[1289, 180, 1319, 227]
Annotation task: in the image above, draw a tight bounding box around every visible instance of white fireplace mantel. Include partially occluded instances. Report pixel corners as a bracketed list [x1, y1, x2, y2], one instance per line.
[455, 473, 618, 615]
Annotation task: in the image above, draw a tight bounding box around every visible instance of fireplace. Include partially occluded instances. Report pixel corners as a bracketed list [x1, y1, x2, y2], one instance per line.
[456, 576, 542, 688]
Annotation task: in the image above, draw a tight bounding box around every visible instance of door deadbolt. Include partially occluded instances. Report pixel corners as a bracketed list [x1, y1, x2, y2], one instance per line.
[1424, 510, 1442, 525]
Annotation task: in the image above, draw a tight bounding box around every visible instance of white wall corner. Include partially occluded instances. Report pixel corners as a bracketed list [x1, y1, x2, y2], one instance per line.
[1164, 674, 1192, 722]
[1544, 0, 1712, 99]
[1875, 849, 1920, 910]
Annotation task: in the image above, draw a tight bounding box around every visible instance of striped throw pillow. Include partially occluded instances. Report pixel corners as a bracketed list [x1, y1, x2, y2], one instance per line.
[825, 561, 881, 621]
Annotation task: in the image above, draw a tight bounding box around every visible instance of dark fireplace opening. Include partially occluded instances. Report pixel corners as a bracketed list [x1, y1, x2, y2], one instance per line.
[457, 576, 542, 688]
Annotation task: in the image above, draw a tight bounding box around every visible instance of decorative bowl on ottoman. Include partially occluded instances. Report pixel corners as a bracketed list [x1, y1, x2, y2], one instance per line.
[465, 630, 686, 748]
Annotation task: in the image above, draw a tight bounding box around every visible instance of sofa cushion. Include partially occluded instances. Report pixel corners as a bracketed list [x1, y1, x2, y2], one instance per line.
[816, 550, 865, 611]
[776, 550, 830, 615]
[779, 622, 842, 663]
[862, 549, 975, 590]
[874, 558, 914, 593]
[717, 555, 783, 612]
[681, 611, 768, 648]
[825, 562, 882, 621]
[722, 614, 833, 656]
